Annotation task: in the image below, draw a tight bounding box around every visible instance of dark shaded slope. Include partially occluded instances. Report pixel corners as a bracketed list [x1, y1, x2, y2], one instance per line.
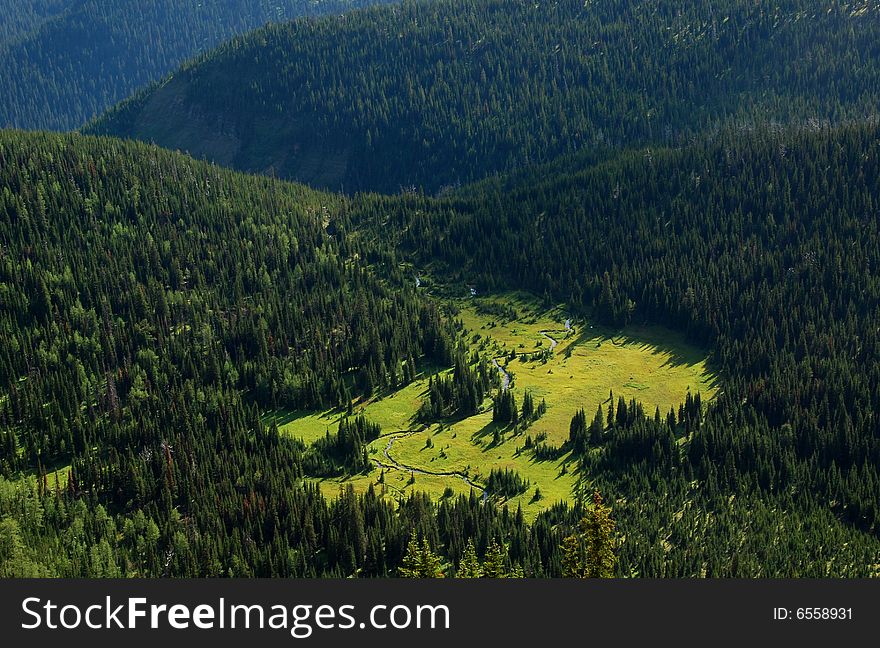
[0, 0, 396, 131]
[90, 0, 880, 193]
[0, 0, 70, 46]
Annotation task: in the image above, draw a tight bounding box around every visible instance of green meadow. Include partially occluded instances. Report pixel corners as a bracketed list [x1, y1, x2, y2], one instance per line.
[270, 292, 717, 520]
[265, 368, 449, 444]
[456, 293, 718, 448]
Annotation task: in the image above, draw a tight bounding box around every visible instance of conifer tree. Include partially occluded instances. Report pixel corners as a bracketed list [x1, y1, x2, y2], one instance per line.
[558, 491, 618, 578]
[457, 539, 482, 578]
[590, 405, 605, 444]
[482, 539, 508, 578]
[522, 390, 534, 420]
[418, 541, 445, 579]
[399, 536, 444, 578]
[398, 535, 422, 578]
[560, 534, 582, 578]
[581, 492, 618, 578]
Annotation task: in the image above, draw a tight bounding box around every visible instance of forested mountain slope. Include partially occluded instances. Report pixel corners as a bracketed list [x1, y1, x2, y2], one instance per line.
[0, 130, 482, 577]
[1, 119, 879, 575]
[351, 120, 880, 574]
[0, 0, 395, 131]
[90, 0, 880, 193]
[0, 0, 69, 46]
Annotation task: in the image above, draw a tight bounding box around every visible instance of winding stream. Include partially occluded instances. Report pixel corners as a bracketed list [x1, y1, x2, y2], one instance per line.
[373, 431, 486, 495]
[491, 330, 561, 392]
[370, 321, 570, 500]
[492, 358, 511, 391]
[539, 330, 559, 350]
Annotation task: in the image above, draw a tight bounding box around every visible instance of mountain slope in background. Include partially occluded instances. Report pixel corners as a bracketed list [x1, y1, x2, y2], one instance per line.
[0, 129, 480, 577]
[0, 0, 395, 131]
[89, 0, 880, 193]
[0, 0, 69, 46]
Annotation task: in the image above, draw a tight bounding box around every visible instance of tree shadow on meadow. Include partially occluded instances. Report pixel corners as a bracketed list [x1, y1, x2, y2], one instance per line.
[470, 419, 516, 452]
[564, 319, 721, 395]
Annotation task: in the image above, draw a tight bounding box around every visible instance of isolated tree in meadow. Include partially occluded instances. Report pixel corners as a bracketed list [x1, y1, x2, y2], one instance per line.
[492, 390, 518, 425]
[522, 390, 535, 420]
[569, 408, 588, 452]
[537, 397, 547, 417]
[590, 405, 605, 444]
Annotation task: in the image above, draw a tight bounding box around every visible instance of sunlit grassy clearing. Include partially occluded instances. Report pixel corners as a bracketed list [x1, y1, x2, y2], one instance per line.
[310, 468, 473, 503]
[11, 463, 71, 490]
[456, 292, 718, 447]
[266, 368, 450, 443]
[387, 413, 575, 519]
[280, 291, 716, 521]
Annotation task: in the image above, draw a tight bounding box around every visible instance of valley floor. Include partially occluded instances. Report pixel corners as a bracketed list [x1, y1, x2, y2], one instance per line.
[268, 292, 717, 520]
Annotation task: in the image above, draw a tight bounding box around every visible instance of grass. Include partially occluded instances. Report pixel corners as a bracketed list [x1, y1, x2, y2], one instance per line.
[8, 461, 71, 490]
[457, 292, 718, 448]
[43, 464, 71, 489]
[278, 291, 718, 521]
[265, 409, 343, 445]
[266, 367, 448, 444]
[388, 414, 576, 519]
[310, 469, 473, 504]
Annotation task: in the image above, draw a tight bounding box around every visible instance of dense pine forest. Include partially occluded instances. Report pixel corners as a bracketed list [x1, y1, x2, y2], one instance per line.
[355, 120, 880, 575]
[0, 130, 450, 576]
[0, 130, 621, 577]
[90, 0, 880, 192]
[3, 120, 880, 576]
[2, 0, 880, 579]
[0, 0, 394, 131]
[0, 0, 69, 45]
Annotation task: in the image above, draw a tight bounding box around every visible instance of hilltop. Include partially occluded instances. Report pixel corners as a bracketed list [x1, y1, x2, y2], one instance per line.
[0, 0, 395, 131]
[89, 0, 880, 193]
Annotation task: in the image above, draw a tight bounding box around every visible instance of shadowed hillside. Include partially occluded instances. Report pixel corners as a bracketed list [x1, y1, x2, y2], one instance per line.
[0, 0, 396, 131]
[89, 0, 880, 193]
